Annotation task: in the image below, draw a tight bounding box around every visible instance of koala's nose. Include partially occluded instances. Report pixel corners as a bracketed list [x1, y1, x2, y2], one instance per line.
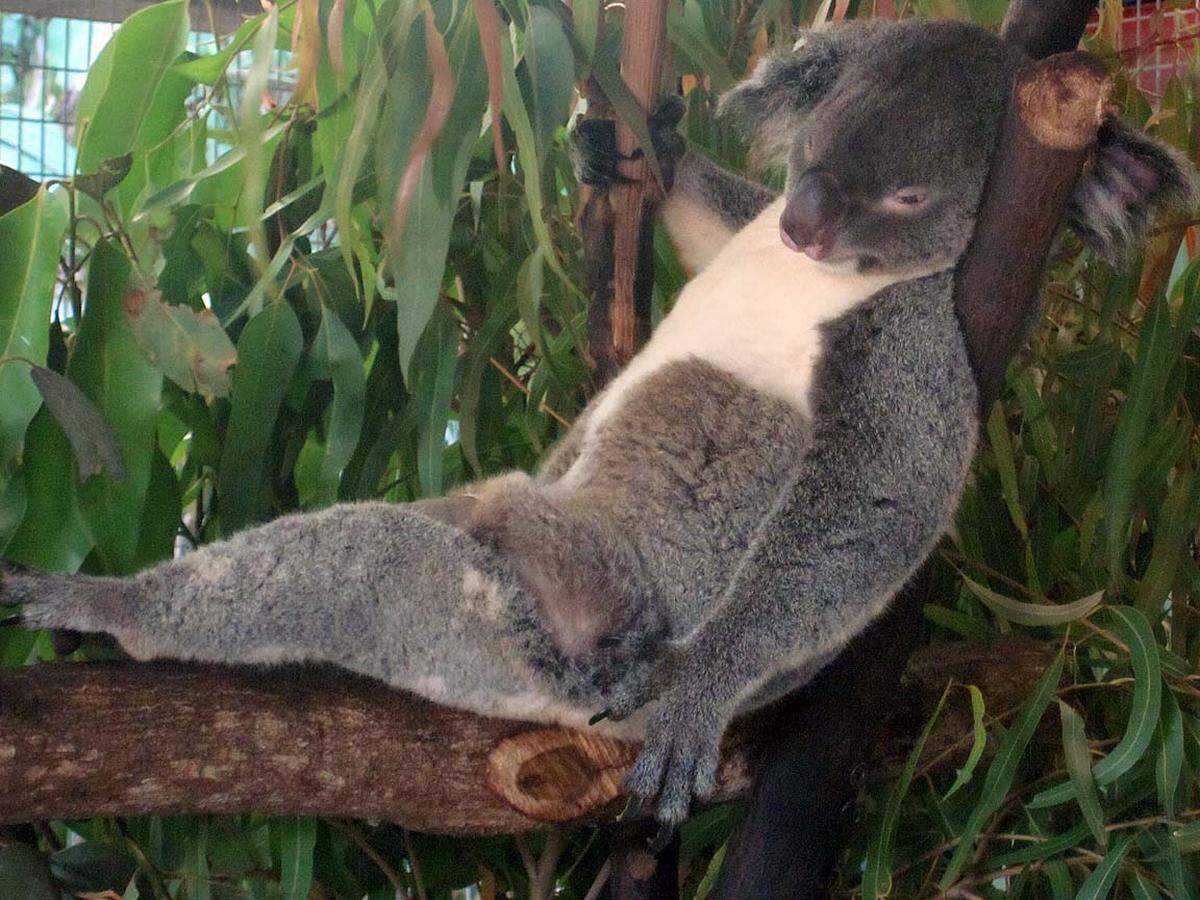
[780, 170, 848, 260]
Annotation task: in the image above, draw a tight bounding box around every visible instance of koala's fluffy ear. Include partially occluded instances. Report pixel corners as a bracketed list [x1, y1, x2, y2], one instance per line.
[716, 32, 846, 165]
[1068, 118, 1197, 260]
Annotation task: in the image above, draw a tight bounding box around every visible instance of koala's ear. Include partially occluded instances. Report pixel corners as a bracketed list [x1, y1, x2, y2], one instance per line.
[1067, 118, 1197, 260]
[716, 31, 846, 165]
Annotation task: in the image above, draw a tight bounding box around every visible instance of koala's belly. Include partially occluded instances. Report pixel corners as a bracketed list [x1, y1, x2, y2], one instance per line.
[554, 358, 810, 634]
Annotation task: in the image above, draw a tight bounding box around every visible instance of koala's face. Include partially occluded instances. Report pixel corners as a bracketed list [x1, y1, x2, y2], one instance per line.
[720, 20, 1195, 273]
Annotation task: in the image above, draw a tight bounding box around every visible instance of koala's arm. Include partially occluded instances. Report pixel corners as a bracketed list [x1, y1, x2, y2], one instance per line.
[614, 276, 980, 823]
[572, 101, 776, 276]
[657, 152, 777, 273]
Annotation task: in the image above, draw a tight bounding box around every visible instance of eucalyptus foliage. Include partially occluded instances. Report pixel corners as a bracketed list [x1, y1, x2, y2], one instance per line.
[1, 0, 1199, 896]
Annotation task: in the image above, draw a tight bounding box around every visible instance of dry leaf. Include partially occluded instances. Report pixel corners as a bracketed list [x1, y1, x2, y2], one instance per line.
[388, 3, 456, 245]
[473, 0, 507, 174]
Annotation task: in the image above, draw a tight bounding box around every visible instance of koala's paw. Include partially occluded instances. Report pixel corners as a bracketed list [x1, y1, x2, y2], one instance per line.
[570, 95, 687, 188]
[2, 568, 117, 635]
[623, 691, 723, 825]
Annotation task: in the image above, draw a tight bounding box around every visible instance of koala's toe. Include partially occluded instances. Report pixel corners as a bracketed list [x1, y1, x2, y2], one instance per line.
[653, 750, 699, 825]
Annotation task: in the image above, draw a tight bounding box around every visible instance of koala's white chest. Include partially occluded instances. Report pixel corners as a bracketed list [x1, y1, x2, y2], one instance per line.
[573, 199, 899, 450]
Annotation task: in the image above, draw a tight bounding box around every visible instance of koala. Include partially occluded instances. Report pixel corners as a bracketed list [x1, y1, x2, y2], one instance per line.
[5, 19, 1193, 825]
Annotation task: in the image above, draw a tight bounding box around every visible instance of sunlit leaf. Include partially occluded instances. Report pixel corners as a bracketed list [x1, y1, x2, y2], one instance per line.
[962, 576, 1103, 627]
[0, 186, 69, 469]
[124, 289, 237, 398]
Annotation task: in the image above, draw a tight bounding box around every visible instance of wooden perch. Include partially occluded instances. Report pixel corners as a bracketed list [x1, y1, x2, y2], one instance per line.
[0, 638, 1056, 830]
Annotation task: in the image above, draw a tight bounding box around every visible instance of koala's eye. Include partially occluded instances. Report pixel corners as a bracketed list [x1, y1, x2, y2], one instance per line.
[882, 188, 930, 213]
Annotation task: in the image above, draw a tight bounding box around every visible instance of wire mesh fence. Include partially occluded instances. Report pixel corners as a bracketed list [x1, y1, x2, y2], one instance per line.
[1105, 0, 1200, 98]
[0, 2, 293, 180]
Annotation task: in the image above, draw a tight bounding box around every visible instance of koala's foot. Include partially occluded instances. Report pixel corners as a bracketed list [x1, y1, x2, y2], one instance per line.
[2, 567, 142, 647]
[570, 95, 687, 188]
[621, 688, 723, 826]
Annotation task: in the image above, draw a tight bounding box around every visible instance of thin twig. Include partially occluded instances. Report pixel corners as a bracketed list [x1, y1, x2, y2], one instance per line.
[326, 820, 411, 900]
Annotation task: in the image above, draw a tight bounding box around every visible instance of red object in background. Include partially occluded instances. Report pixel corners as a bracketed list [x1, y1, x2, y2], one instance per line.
[1092, 1, 1200, 99]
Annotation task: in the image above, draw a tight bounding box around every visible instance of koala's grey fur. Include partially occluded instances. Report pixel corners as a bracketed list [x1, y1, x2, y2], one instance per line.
[7, 18, 1194, 824]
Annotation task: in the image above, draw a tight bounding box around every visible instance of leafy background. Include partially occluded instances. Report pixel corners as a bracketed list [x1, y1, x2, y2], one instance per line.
[1, 0, 1199, 896]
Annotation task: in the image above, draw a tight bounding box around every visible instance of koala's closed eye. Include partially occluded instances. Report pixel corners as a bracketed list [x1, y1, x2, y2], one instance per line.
[1068, 117, 1198, 260]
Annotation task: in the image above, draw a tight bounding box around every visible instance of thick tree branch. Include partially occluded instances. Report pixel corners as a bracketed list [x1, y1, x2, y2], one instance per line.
[0, 638, 1054, 830]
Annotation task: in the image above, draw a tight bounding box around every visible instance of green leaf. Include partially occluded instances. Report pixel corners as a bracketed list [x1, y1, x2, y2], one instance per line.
[124, 290, 238, 398]
[500, 19, 579, 293]
[216, 302, 304, 532]
[962, 576, 1103, 627]
[29, 365, 126, 482]
[939, 649, 1063, 890]
[1058, 699, 1107, 848]
[863, 687, 949, 899]
[0, 845, 57, 900]
[135, 448, 182, 568]
[1129, 871, 1164, 900]
[3, 408, 95, 571]
[1032, 606, 1162, 807]
[1076, 836, 1131, 900]
[986, 402, 1028, 541]
[667, 1, 736, 91]
[49, 842, 137, 893]
[1172, 820, 1200, 854]
[413, 303, 459, 498]
[944, 685, 987, 799]
[524, 7, 575, 159]
[173, 14, 267, 85]
[74, 0, 190, 174]
[460, 289, 518, 475]
[1156, 691, 1184, 820]
[74, 152, 133, 200]
[516, 247, 546, 357]
[1104, 295, 1174, 584]
[0, 186, 70, 468]
[277, 817, 316, 900]
[311, 306, 365, 505]
[69, 238, 163, 574]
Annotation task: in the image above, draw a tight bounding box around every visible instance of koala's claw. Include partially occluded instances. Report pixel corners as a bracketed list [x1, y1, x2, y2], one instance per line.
[570, 95, 687, 189]
[624, 695, 722, 825]
[589, 707, 613, 726]
[649, 822, 678, 855]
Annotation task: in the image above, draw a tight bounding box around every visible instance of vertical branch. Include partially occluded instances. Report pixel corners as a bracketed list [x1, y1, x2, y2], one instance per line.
[609, 0, 669, 366]
[581, 0, 669, 385]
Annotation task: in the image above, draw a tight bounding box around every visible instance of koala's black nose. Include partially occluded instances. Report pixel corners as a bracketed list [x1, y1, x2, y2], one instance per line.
[780, 170, 848, 260]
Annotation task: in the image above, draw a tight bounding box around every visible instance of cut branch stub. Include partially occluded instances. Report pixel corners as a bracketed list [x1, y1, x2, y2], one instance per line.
[486, 729, 637, 821]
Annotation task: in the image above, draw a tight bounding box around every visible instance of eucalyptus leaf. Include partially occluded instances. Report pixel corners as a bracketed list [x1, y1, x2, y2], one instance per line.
[29, 365, 126, 482]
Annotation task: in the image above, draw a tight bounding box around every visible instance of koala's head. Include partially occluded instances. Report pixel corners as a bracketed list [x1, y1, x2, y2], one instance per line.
[718, 20, 1195, 275]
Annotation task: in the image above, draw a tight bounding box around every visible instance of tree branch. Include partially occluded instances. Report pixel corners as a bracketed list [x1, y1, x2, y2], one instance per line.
[0, 638, 1054, 830]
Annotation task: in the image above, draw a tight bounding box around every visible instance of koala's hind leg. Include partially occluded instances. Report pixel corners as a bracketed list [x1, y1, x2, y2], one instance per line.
[3, 502, 588, 725]
[463, 472, 656, 662]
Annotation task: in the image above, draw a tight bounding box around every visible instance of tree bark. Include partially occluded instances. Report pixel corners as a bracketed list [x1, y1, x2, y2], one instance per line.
[0, 638, 1054, 830]
[580, 0, 668, 386]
